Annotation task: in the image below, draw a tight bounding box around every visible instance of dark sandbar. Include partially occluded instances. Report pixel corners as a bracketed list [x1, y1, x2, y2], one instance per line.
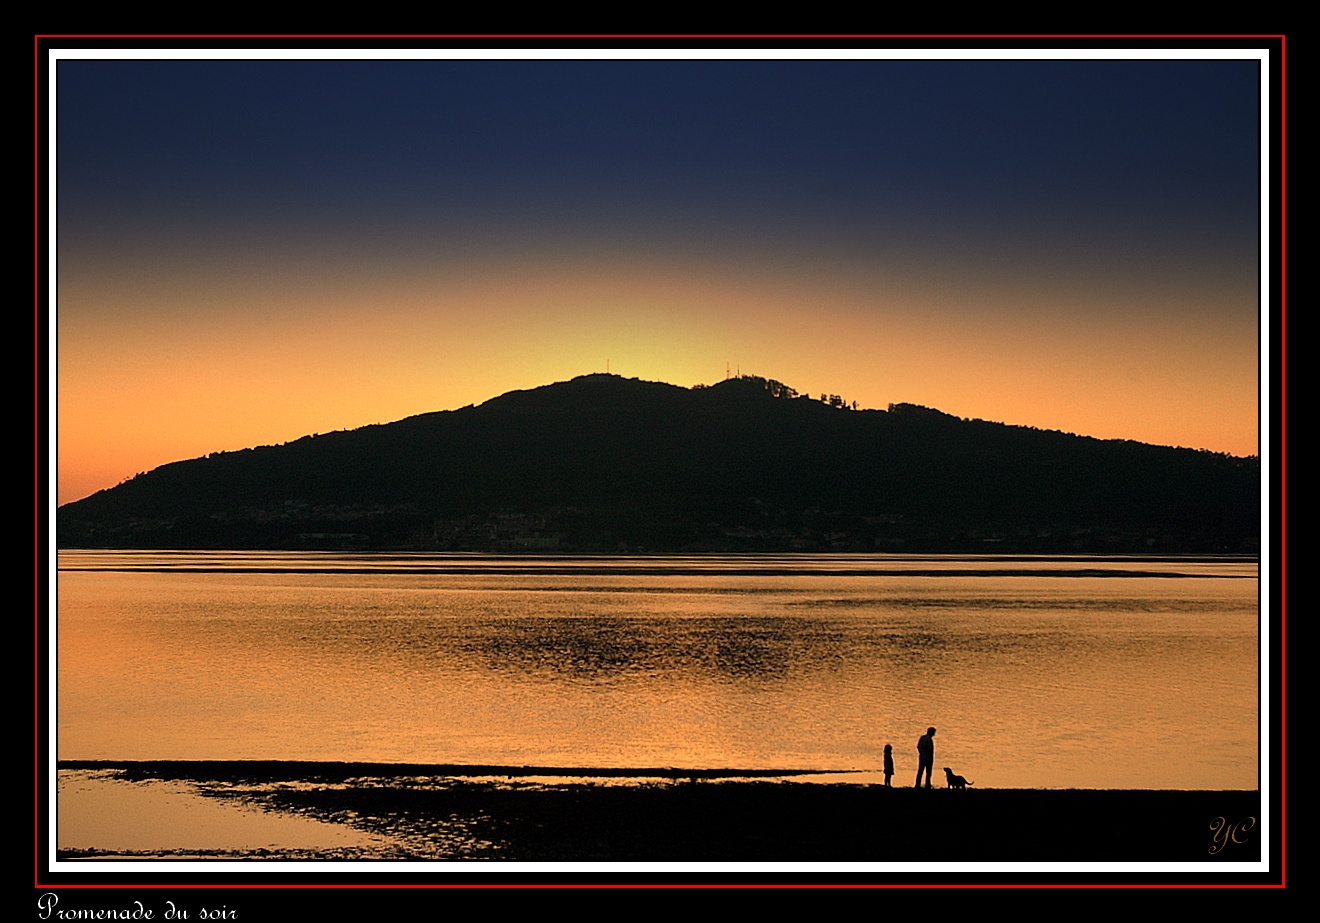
[58, 761, 1261, 863]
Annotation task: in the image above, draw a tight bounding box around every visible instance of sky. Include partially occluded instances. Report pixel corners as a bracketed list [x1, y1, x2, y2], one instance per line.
[52, 50, 1266, 506]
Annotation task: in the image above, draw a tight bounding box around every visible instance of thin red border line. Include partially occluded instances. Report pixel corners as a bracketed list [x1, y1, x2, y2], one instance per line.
[33, 32, 42, 891]
[32, 33, 1287, 40]
[36, 34, 1283, 887]
[34, 36, 1282, 891]
[1277, 32, 1286, 893]
[40, 883, 1285, 890]
[34, 38, 1281, 890]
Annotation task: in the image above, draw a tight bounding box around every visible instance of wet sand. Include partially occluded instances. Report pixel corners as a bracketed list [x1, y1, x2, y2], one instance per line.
[56, 761, 1262, 863]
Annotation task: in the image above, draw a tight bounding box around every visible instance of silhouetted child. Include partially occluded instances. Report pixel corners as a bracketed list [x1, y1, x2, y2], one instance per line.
[883, 744, 894, 787]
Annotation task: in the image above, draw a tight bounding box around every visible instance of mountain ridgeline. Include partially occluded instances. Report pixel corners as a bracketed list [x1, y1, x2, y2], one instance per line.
[57, 374, 1260, 554]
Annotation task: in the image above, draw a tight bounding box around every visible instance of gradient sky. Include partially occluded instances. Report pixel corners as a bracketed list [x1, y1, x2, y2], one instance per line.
[53, 52, 1265, 506]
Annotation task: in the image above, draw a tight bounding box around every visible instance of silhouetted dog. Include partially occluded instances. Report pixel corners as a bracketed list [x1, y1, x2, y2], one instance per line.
[943, 767, 973, 790]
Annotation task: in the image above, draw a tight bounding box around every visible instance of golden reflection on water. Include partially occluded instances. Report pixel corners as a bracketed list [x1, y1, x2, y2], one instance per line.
[56, 553, 1258, 791]
[57, 770, 397, 855]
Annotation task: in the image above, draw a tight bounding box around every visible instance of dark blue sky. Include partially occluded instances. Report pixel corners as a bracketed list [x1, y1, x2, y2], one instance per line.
[58, 58, 1258, 242]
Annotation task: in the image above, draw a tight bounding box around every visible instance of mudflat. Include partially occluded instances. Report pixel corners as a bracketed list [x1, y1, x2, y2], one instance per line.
[56, 761, 1261, 863]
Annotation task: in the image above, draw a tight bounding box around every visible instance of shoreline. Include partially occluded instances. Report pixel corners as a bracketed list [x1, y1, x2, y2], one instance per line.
[55, 762, 1262, 862]
[58, 759, 856, 781]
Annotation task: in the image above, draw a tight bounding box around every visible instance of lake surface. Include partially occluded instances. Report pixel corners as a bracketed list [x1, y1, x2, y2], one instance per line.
[55, 551, 1260, 791]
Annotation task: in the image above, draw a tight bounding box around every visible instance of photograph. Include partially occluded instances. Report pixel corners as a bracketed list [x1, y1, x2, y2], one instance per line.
[38, 35, 1282, 893]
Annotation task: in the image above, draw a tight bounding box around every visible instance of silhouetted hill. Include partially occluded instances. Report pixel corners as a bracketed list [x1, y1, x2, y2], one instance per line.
[57, 374, 1260, 553]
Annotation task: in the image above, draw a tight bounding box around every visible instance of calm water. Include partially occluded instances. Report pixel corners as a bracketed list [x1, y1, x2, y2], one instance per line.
[55, 551, 1260, 791]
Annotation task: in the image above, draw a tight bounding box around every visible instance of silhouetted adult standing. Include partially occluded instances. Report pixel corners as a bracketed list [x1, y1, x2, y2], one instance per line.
[915, 726, 936, 788]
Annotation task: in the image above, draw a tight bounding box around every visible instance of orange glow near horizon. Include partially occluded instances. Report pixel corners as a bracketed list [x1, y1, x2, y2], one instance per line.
[56, 246, 1260, 506]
